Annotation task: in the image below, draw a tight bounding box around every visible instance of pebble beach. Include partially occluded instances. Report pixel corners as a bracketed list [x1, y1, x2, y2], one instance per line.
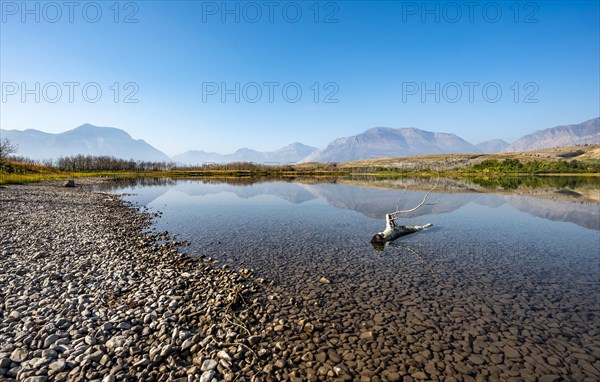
[1, 179, 599, 382]
[0, 180, 268, 381]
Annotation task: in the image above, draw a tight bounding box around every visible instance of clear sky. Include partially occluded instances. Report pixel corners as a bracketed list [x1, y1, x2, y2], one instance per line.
[1, 0, 598, 156]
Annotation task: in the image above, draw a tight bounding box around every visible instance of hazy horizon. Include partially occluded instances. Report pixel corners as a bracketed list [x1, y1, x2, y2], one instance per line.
[2, 118, 599, 158]
[1, 1, 599, 156]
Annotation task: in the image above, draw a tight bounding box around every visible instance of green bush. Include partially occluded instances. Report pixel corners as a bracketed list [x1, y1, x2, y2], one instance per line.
[468, 158, 599, 174]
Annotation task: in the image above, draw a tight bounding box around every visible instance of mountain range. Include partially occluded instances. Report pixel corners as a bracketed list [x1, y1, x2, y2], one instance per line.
[1, 124, 170, 162]
[1, 117, 598, 164]
[475, 139, 511, 154]
[172, 143, 318, 165]
[506, 117, 599, 152]
[301, 117, 598, 163]
[299, 127, 480, 163]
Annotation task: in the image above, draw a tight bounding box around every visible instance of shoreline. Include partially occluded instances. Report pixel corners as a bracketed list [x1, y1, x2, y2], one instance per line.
[0, 179, 270, 381]
[1, 179, 599, 382]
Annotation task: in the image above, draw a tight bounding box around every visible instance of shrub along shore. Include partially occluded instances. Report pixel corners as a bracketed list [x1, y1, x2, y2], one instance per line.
[1, 152, 599, 186]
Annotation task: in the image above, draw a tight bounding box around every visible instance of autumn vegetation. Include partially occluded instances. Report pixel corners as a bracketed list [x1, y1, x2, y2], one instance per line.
[1, 137, 599, 185]
[466, 158, 600, 174]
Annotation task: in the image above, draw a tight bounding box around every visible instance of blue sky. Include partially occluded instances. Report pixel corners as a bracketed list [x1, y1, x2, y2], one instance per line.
[1, 0, 599, 155]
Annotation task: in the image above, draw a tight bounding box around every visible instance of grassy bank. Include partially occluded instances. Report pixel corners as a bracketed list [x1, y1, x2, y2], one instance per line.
[2, 145, 599, 185]
[0, 163, 349, 186]
[0, 161, 137, 185]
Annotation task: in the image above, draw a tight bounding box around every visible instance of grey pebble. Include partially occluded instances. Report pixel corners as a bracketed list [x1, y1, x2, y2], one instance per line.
[201, 359, 218, 371]
[199, 370, 216, 382]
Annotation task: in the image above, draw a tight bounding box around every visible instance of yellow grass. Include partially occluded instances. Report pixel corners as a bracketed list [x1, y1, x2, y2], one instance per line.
[338, 145, 600, 170]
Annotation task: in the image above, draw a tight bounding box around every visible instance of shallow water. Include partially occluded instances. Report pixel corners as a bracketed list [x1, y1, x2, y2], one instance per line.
[102, 177, 600, 379]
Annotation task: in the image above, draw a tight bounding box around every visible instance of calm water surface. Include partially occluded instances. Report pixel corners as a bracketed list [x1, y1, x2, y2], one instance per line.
[102, 178, 600, 380]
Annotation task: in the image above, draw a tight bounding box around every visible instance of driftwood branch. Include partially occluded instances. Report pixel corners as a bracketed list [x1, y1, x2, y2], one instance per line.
[372, 177, 440, 246]
[390, 177, 440, 220]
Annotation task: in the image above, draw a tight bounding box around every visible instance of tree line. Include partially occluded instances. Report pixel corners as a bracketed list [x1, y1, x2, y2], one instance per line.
[54, 155, 176, 172]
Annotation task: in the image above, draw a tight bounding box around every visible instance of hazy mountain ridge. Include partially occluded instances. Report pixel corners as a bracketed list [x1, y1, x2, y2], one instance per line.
[476, 139, 510, 154]
[3, 117, 598, 164]
[172, 142, 318, 165]
[1, 124, 171, 162]
[300, 127, 481, 163]
[302, 118, 599, 162]
[506, 117, 599, 152]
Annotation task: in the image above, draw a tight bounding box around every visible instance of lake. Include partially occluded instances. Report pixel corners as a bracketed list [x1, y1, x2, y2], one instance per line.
[99, 176, 600, 380]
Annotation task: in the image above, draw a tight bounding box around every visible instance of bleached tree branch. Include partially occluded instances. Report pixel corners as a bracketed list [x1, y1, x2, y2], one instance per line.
[389, 176, 440, 220]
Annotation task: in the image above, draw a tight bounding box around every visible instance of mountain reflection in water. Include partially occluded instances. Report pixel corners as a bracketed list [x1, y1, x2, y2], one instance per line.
[97, 177, 600, 230]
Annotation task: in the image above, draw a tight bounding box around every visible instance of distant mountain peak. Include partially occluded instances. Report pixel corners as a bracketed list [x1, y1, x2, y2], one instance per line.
[285, 142, 314, 148]
[506, 117, 599, 152]
[235, 147, 260, 154]
[2, 124, 170, 162]
[365, 126, 395, 132]
[172, 142, 318, 165]
[75, 123, 95, 129]
[68, 123, 133, 139]
[300, 126, 480, 163]
[476, 139, 510, 154]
